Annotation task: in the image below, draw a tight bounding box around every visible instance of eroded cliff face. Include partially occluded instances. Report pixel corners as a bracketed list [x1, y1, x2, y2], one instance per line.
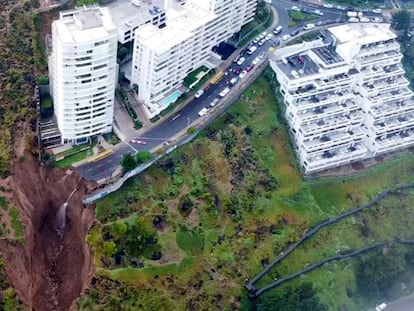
[0, 153, 96, 310]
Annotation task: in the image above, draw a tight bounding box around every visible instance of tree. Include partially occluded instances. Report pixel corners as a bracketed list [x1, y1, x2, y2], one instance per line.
[356, 247, 407, 299]
[117, 46, 129, 62]
[254, 282, 328, 311]
[392, 10, 411, 32]
[103, 241, 117, 258]
[111, 222, 127, 238]
[121, 153, 137, 172]
[136, 150, 152, 165]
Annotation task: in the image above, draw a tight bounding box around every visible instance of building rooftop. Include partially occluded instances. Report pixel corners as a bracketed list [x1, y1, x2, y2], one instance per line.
[312, 46, 344, 66]
[329, 23, 396, 46]
[56, 7, 117, 43]
[136, 3, 216, 54]
[107, 0, 165, 33]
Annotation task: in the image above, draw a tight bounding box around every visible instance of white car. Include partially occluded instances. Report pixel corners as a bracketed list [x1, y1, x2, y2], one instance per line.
[194, 89, 204, 98]
[336, 5, 345, 10]
[359, 17, 370, 22]
[237, 57, 246, 66]
[219, 87, 230, 98]
[371, 17, 383, 22]
[198, 107, 209, 117]
[239, 70, 247, 79]
[313, 9, 323, 16]
[260, 31, 267, 39]
[130, 139, 147, 145]
[258, 51, 266, 59]
[282, 34, 291, 41]
[252, 56, 261, 65]
[291, 6, 300, 11]
[253, 36, 260, 44]
[209, 98, 220, 107]
[303, 23, 315, 30]
[265, 33, 273, 41]
[323, 3, 333, 8]
[372, 8, 382, 13]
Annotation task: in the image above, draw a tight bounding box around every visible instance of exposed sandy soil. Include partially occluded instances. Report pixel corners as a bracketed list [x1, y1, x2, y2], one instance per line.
[0, 153, 96, 311]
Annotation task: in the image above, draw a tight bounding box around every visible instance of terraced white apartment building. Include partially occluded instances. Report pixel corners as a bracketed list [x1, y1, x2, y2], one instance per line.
[130, 0, 258, 116]
[270, 23, 414, 173]
[50, 7, 118, 144]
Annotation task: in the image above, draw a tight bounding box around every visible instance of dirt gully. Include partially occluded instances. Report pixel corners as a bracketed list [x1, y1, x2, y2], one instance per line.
[0, 153, 96, 310]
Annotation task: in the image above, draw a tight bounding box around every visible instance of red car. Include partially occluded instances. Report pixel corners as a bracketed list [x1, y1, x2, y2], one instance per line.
[130, 139, 147, 145]
[245, 65, 254, 72]
[234, 68, 241, 75]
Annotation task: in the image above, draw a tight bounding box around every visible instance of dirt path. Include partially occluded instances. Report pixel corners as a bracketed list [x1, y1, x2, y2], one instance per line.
[0, 154, 96, 310]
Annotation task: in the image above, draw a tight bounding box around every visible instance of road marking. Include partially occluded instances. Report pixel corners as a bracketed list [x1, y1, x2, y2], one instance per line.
[172, 113, 181, 121]
[127, 143, 137, 152]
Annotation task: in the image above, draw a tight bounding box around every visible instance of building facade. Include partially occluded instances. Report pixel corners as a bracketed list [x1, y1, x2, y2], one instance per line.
[270, 23, 414, 174]
[130, 0, 258, 116]
[50, 7, 118, 145]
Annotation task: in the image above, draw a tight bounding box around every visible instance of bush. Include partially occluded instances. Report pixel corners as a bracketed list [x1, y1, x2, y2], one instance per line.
[136, 150, 152, 165]
[40, 95, 52, 110]
[36, 75, 49, 85]
[121, 153, 137, 172]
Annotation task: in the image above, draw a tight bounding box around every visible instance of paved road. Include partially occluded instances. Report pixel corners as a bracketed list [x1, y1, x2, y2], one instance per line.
[384, 293, 414, 311]
[77, 0, 384, 181]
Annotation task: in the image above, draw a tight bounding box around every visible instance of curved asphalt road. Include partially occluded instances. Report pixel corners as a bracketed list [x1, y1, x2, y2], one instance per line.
[77, 0, 383, 181]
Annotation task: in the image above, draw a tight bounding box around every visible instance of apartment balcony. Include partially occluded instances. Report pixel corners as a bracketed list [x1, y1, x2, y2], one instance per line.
[369, 100, 414, 120]
[358, 50, 402, 66]
[369, 86, 413, 107]
[373, 113, 414, 135]
[358, 41, 400, 58]
[361, 76, 409, 97]
[373, 129, 414, 154]
[303, 143, 367, 173]
[300, 112, 363, 137]
[293, 90, 355, 111]
[314, 74, 352, 89]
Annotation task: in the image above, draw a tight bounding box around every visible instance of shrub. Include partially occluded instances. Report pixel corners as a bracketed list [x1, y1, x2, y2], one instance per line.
[36, 75, 49, 85]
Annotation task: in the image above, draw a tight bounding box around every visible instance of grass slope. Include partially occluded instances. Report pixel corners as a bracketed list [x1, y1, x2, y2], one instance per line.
[80, 68, 414, 311]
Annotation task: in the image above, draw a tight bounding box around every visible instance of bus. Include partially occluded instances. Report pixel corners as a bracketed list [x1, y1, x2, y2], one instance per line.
[210, 70, 224, 85]
[87, 149, 114, 163]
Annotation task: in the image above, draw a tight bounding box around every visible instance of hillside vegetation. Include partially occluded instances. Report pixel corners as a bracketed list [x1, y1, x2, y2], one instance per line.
[0, 0, 43, 177]
[78, 69, 414, 310]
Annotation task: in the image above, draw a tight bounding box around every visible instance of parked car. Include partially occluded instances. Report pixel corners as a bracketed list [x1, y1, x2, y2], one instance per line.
[348, 17, 359, 23]
[258, 38, 266, 46]
[198, 107, 209, 117]
[372, 8, 382, 13]
[282, 34, 291, 41]
[303, 23, 315, 30]
[323, 3, 333, 8]
[237, 57, 246, 66]
[229, 76, 239, 86]
[130, 139, 147, 145]
[247, 45, 257, 55]
[273, 25, 283, 35]
[253, 36, 260, 44]
[234, 68, 241, 75]
[313, 9, 323, 16]
[252, 56, 261, 65]
[291, 29, 299, 36]
[265, 33, 273, 41]
[219, 87, 230, 98]
[239, 70, 248, 79]
[209, 98, 220, 107]
[316, 21, 324, 26]
[245, 65, 254, 72]
[359, 17, 370, 22]
[290, 5, 301, 11]
[194, 89, 204, 98]
[259, 31, 267, 39]
[258, 51, 266, 59]
[371, 17, 383, 22]
[336, 5, 346, 10]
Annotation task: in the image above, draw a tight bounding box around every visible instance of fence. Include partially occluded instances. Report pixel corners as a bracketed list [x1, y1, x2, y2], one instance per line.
[244, 183, 414, 297]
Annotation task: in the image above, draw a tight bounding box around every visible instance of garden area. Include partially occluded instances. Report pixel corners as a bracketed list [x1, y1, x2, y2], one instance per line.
[52, 140, 97, 168]
[78, 68, 414, 310]
[288, 11, 318, 27]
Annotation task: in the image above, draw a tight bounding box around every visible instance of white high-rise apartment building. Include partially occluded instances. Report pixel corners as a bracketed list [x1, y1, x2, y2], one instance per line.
[50, 7, 118, 145]
[270, 23, 414, 174]
[131, 0, 258, 116]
